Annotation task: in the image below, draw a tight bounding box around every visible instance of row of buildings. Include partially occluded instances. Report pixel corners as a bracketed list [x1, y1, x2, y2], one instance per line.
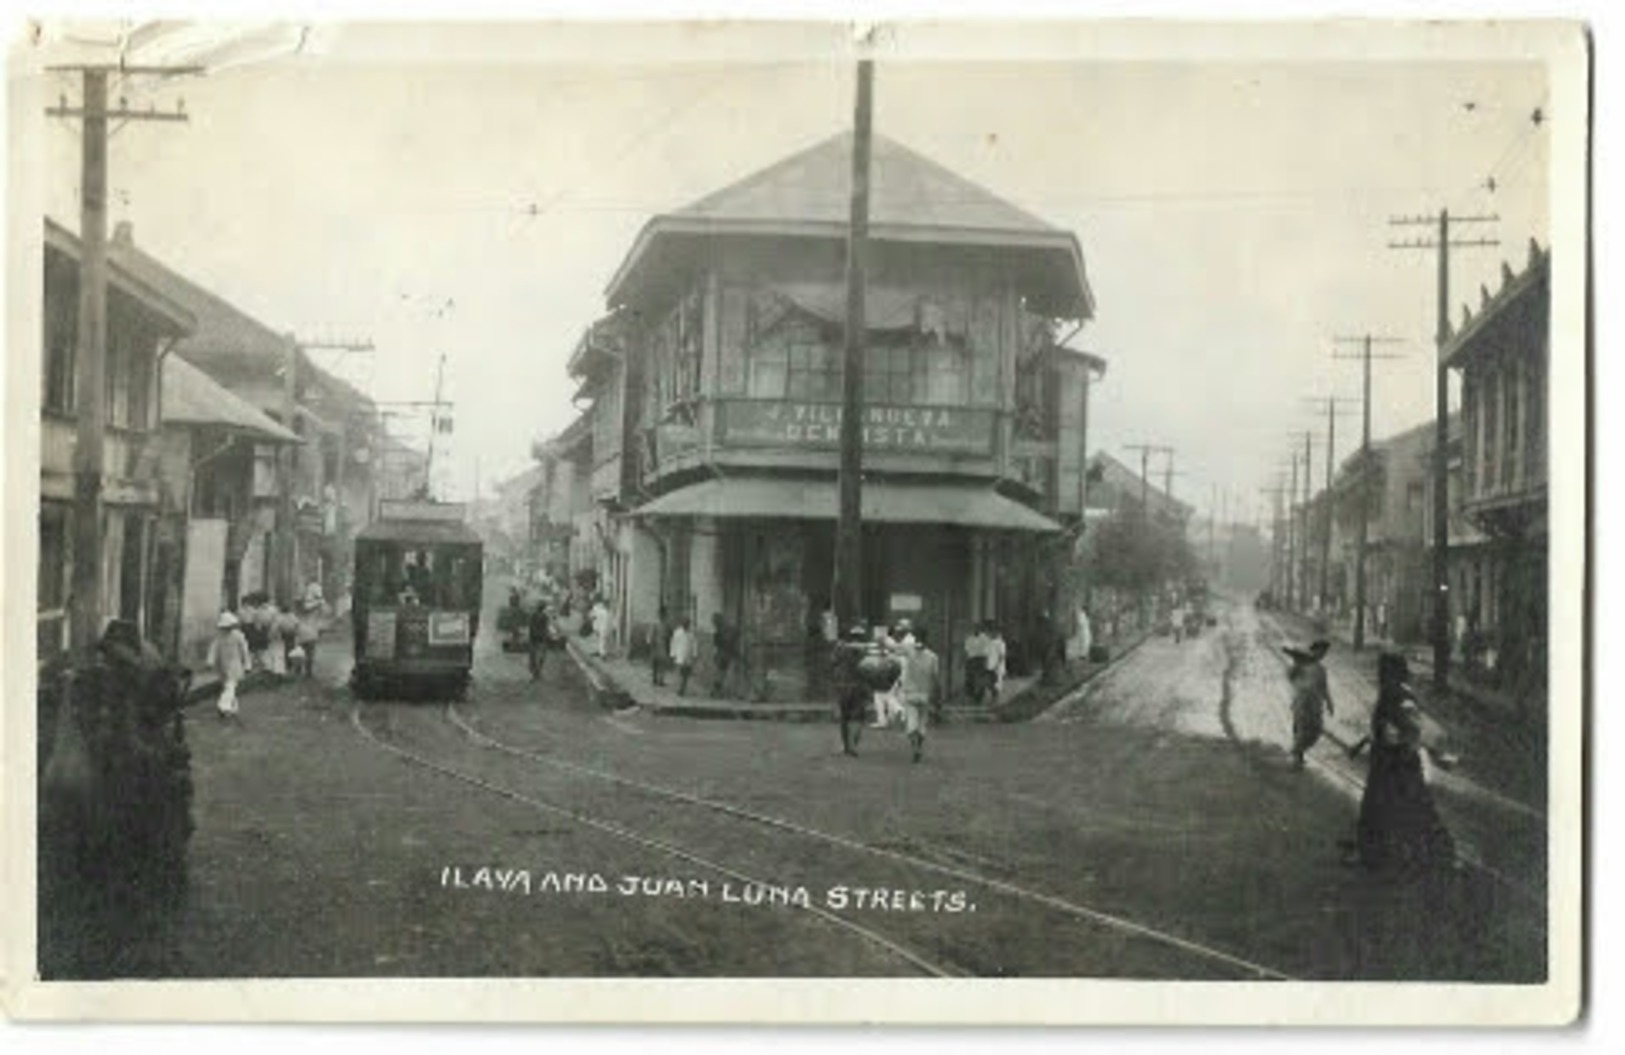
[514, 132, 1114, 699]
[37, 218, 428, 672]
[1273, 238, 1550, 702]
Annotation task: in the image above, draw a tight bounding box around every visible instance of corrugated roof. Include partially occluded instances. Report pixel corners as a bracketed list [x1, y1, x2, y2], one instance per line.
[162, 355, 302, 443]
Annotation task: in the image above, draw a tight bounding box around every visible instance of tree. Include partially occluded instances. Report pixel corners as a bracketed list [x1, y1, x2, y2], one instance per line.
[1077, 508, 1198, 597]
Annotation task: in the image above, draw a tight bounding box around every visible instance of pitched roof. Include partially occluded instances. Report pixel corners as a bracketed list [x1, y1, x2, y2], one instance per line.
[44, 218, 195, 334]
[1086, 451, 1192, 519]
[678, 132, 1058, 234]
[162, 355, 302, 443]
[101, 225, 376, 418]
[605, 132, 1093, 318]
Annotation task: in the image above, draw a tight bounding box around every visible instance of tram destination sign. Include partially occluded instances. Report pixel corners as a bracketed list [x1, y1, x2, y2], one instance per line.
[718, 400, 995, 456]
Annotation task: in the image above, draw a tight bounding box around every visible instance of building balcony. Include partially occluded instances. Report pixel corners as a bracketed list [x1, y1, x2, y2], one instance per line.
[40, 413, 162, 506]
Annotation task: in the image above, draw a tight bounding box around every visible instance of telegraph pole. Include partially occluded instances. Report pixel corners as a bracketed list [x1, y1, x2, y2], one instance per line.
[1123, 443, 1172, 518]
[1334, 335, 1405, 649]
[48, 63, 197, 653]
[1285, 450, 1300, 610]
[1390, 209, 1498, 689]
[1259, 481, 1290, 602]
[1302, 395, 1356, 611]
[1301, 432, 1314, 613]
[277, 335, 374, 602]
[833, 58, 873, 629]
[424, 353, 449, 496]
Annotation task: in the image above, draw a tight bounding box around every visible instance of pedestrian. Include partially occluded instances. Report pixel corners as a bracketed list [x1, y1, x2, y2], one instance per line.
[1171, 598, 1188, 643]
[275, 600, 300, 676]
[590, 595, 611, 658]
[831, 623, 872, 757]
[963, 622, 990, 704]
[294, 598, 324, 679]
[896, 628, 941, 763]
[711, 612, 739, 698]
[1344, 652, 1457, 877]
[206, 612, 251, 720]
[984, 622, 1008, 700]
[527, 601, 553, 680]
[670, 616, 697, 696]
[652, 605, 673, 686]
[1073, 604, 1094, 665]
[1284, 639, 1335, 769]
[870, 622, 902, 728]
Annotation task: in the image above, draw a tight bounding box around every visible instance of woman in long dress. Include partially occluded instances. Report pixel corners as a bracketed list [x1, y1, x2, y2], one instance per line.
[1347, 652, 1456, 876]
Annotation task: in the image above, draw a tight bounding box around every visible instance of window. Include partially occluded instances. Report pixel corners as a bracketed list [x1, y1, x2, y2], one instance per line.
[39, 503, 69, 614]
[42, 283, 76, 414]
[786, 339, 838, 401]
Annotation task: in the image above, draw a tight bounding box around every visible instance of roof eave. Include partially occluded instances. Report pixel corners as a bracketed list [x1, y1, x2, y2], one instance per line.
[45, 220, 197, 335]
[606, 216, 1094, 317]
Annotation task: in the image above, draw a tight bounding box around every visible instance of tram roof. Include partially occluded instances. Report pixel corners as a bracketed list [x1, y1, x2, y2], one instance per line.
[355, 518, 484, 545]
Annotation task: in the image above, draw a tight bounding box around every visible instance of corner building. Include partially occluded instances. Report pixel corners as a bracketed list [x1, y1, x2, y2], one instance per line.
[574, 133, 1101, 698]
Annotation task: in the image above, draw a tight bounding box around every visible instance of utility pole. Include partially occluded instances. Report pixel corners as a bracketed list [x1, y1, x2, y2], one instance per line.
[1123, 443, 1172, 518]
[48, 63, 197, 653]
[1333, 335, 1406, 649]
[276, 335, 374, 602]
[1283, 432, 1315, 612]
[1162, 449, 1178, 504]
[833, 58, 873, 630]
[1259, 481, 1290, 602]
[1285, 451, 1300, 610]
[1302, 395, 1356, 612]
[424, 353, 449, 497]
[1390, 209, 1498, 689]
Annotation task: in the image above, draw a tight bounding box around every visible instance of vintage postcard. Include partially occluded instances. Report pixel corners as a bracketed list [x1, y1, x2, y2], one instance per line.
[2, 15, 1589, 1026]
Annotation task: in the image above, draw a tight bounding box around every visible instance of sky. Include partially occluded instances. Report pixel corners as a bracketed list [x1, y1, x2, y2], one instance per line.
[26, 21, 1558, 523]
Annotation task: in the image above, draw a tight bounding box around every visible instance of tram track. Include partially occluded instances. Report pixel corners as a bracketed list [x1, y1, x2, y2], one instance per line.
[436, 700, 1298, 981]
[350, 700, 960, 978]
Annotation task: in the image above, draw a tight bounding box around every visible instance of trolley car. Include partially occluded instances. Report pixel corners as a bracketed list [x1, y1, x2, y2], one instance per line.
[350, 499, 483, 699]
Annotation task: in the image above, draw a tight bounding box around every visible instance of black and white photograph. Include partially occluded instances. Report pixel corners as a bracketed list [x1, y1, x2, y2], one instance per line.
[2, 14, 1589, 1026]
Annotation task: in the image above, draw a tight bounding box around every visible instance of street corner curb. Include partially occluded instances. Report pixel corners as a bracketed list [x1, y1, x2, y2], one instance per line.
[1013, 629, 1155, 723]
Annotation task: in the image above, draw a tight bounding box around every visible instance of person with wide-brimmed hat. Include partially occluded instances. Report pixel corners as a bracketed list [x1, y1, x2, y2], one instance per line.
[206, 611, 251, 720]
[1284, 639, 1335, 770]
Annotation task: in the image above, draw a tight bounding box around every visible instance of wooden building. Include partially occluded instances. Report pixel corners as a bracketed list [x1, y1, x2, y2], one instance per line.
[556, 132, 1103, 697]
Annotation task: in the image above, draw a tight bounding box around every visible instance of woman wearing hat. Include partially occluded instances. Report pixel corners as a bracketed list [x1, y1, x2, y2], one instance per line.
[1345, 652, 1456, 875]
[1284, 639, 1334, 770]
[205, 611, 252, 720]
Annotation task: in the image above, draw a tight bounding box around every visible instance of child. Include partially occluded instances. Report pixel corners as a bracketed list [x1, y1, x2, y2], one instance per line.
[206, 611, 252, 720]
[670, 616, 697, 696]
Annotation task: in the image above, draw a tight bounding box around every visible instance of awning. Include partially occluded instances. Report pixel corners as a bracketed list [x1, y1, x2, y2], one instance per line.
[163, 355, 302, 443]
[635, 477, 1059, 533]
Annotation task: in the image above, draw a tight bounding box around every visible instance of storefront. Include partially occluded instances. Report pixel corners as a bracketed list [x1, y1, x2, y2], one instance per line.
[636, 475, 1057, 699]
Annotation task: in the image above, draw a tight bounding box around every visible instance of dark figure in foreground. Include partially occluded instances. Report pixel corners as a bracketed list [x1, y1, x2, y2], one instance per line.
[1346, 652, 1457, 876]
[1285, 639, 1335, 770]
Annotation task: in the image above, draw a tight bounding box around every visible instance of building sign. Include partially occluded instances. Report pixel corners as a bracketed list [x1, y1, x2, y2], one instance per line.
[719, 401, 995, 456]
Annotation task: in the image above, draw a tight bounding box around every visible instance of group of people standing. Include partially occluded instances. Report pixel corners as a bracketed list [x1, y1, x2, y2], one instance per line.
[832, 618, 941, 764]
[207, 583, 329, 720]
[651, 609, 739, 699]
[1283, 638, 1458, 880]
